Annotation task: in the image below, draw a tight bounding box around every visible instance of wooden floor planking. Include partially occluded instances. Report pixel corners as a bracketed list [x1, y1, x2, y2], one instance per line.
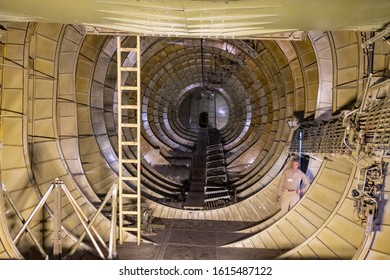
[268, 226, 294, 249]
[285, 211, 318, 238]
[276, 219, 307, 246]
[317, 227, 357, 259]
[261, 231, 279, 249]
[307, 238, 339, 259]
[326, 214, 364, 248]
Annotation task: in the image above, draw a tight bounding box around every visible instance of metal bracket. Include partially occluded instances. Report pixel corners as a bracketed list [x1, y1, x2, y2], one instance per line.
[361, 27, 390, 49]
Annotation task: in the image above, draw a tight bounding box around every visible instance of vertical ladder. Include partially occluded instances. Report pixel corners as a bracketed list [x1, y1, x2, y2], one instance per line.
[116, 36, 141, 245]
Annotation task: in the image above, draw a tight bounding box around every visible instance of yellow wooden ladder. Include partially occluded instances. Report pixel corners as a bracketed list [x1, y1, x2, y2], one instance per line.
[116, 35, 141, 245]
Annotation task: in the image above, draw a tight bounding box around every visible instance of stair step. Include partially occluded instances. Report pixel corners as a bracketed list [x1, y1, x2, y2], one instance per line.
[204, 195, 231, 202]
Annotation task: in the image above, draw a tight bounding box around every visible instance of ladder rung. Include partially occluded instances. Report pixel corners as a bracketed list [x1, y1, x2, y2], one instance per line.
[121, 123, 138, 128]
[121, 159, 138, 164]
[121, 86, 137, 91]
[121, 66, 137, 72]
[122, 176, 138, 181]
[121, 141, 138, 146]
[122, 193, 138, 199]
[121, 105, 138, 110]
[120, 47, 137, 52]
[123, 210, 138, 215]
[123, 227, 138, 232]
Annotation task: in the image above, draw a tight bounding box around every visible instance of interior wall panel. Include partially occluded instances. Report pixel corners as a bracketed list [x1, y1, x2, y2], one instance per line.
[0, 22, 35, 259]
[1, 6, 389, 261]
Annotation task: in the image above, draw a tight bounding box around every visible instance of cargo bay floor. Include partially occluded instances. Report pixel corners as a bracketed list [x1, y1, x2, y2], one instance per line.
[116, 218, 283, 260]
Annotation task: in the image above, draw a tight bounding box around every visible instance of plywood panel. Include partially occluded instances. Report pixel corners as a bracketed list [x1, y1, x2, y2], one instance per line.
[378, 193, 390, 225]
[307, 185, 342, 212]
[33, 159, 67, 183]
[335, 88, 357, 111]
[317, 228, 356, 259]
[174, 209, 183, 219]
[250, 236, 266, 248]
[237, 203, 252, 221]
[242, 239, 256, 248]
[1, 146, 26, 169]
[327, 214, 364, 248]
[268, 226, 293, 249]
[59, 73, 74, 95]
[34, 118, 55, 138]
[300, 199, 331, 221]
[222, 207, 235, 221]
[286, 251, 303, 260]
[59, 116, 77, 136]
[59, 102, 76, 117]
[37, 23, 62, 41]
[59, 52, 78, 73]
[244, 201, 263, 221]
[261, 232, 279, 249]
[3, 65, 24, 88]
[91, 173, 116, 190]
[210, 209, 219, 221]
[276, 219, 307, 246]
[2, 89, 23, 113]
[35, 57, 55, 76]
[336, 197, 359, 222]
[337, 67, 359, 85]
[371, 225, 390, 254]
[1, 168, 31, 192]
[332, 32, 357, 48]
[36, 35, 57, 60]
[33, 142, 61, 163]
[308, 238, 338, 259]
[316, 169, 349, 194]
[294, 203, 325, 228]
[2, 118, 23, 145]
[336, 45, 358, 69]
[79, 137, 100, 154]
[298, 245, 319, 259]
[323, 158, 352, 174]
[285, 211, 317, 238]
[365, 250, 390, 260]
[9, 187, 40, 212]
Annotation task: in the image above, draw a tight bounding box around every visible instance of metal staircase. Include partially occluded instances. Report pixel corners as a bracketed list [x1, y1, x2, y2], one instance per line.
[184, 127, 231, 210]
[204, 128, 230, 209]
[116, 36, 141, 244]
[183, 128, 208, 209]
